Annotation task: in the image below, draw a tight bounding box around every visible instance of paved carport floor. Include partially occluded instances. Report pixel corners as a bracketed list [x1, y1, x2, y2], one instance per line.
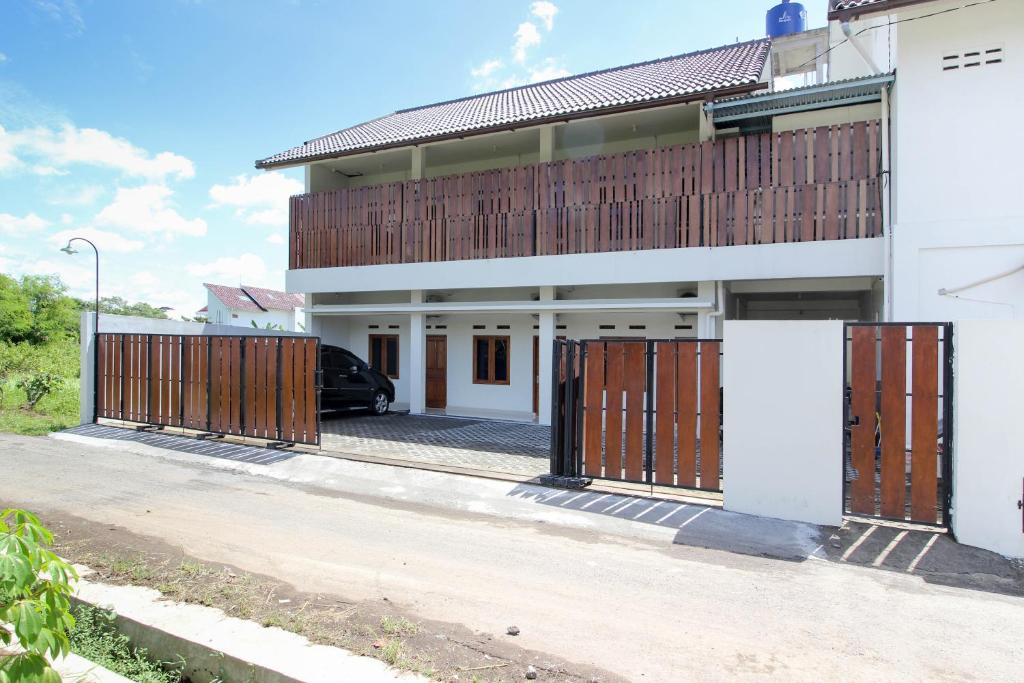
[320, 411, 551, 477]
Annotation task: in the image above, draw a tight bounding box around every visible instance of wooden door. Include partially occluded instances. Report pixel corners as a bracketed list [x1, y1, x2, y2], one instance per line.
[425, 335, 447, 410]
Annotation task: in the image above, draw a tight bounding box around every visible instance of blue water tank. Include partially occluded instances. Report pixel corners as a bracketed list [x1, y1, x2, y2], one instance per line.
[766, 0, 807, 38]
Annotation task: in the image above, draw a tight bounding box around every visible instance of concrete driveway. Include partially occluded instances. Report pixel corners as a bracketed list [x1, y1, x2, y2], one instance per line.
[320, 411, 551, 477]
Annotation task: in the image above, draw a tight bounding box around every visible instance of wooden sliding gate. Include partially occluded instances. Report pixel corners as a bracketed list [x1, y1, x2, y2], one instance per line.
[96, 333, 321, 446]
[844, 323, 952, 526]
[551, 339, 722, 492]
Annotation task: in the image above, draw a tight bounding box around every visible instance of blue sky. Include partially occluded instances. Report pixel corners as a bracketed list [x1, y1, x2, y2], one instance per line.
[0, 0, 824, 317]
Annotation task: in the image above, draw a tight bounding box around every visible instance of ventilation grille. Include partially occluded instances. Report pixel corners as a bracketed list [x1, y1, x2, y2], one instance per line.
[943, 45, 1003, 71]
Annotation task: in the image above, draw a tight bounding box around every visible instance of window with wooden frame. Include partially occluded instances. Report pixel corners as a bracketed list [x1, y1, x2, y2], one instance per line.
[369, 334, 399, 379]
[473, 335, 510, 385]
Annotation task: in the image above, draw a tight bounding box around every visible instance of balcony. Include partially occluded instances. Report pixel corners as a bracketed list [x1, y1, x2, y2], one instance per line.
[288, 121, 882, 270]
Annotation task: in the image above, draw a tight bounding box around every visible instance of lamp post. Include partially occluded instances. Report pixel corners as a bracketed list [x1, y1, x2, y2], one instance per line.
[61, 237, 100, 421]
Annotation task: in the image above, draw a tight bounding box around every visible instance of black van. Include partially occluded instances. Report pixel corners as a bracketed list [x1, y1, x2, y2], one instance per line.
[320, 344, 395, 415]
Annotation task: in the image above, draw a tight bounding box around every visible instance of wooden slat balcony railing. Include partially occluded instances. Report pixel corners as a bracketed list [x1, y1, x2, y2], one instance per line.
[289, 120, 881, 269]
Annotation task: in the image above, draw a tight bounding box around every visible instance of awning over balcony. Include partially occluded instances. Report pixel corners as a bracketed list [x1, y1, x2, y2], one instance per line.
[706, 73, 894, 125]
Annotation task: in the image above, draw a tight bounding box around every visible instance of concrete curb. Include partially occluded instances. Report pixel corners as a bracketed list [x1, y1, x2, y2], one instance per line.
[72, 571, 419, 683]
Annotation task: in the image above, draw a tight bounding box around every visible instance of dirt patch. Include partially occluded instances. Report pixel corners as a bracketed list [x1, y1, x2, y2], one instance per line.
[28, 506, 621, 683]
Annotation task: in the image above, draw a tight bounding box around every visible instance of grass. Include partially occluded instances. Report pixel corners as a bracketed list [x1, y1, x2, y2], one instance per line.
[69, 605, 183, 683]
[0, 338, 80, 435]
[63, 548, 448, 678]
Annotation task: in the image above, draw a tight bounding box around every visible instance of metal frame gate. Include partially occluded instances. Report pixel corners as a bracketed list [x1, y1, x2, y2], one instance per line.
[843, 323, 953, 526]
[96, 333, 321, 446]
[551, 338, 723, 492]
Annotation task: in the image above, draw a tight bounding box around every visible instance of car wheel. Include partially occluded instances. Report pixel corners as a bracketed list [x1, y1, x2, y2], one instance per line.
[371, 390, 390, 416]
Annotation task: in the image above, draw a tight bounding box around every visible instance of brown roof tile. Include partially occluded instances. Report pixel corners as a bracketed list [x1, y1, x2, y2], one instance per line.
[256, 39, 771, 169]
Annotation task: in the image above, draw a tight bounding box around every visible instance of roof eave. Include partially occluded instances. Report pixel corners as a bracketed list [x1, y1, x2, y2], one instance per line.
[827, 0, 934, 21]
[254, 81, 769, 171]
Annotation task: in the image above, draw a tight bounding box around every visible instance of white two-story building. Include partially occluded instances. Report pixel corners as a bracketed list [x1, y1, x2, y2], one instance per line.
[256, 0, 1022, 424]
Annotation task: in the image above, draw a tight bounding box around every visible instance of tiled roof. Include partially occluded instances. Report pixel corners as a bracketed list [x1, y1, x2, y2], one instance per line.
[204, 283, 302, 313]
[256, 39, 771, 169]
[241, 284, 304, 312]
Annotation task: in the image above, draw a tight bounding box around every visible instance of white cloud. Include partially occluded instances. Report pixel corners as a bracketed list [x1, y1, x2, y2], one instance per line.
[60, 213, 73, 225]
[0, 123, 194, 181]
[49, 227, 144, 253]
[96, 184, 207, 238]
[31, 164, 68, 176]
[0, 53, 7, 64]
[0, 212, 50, 235]
[471, 59, 504, 78]
[186, 253, 270, 287]
[513, 22, 541, 64]
[23, 258, 94, 290]
[530, 1, 558, 31]
[208, 172, 303, 227]
[528, 58, 571, 83]
[266, 232, 285, 245]
[48, 184, 104, 206]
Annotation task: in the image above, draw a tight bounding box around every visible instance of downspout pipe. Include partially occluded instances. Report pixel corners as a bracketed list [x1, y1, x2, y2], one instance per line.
[841, 21, 881, 75]
[881, 83, 893, 321]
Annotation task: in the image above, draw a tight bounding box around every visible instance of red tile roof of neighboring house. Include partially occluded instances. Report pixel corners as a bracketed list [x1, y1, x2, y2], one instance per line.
[241, 284, 304, 312]
[204, 283, 302, 313]
[255, 39, 771, 169]
[196, 305, 208, 313]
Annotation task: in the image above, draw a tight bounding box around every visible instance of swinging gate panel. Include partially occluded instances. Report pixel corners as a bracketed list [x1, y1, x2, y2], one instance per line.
[96, 333, 320, 446]
[552, 338, 722, 492]
[844, 323, 952, 525]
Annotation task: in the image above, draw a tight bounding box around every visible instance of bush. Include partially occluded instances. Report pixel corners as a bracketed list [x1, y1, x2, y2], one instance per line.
[16, 373, 62, 411]
[0, 509, 78, 683]
[69, 606, 182, 683]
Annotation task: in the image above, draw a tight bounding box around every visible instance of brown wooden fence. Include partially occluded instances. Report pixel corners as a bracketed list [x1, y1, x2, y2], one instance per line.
[844, 323, 952, 525]
[291, 120, 881, 269]
[96, 333, 320, 446]
[551, 338, 723, 492]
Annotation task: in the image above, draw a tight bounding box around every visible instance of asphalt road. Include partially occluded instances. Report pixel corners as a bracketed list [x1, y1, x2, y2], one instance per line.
[3, 432, 1022, 682]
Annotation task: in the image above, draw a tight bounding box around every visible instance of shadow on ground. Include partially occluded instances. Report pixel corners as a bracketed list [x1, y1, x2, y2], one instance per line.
[508, 483, 1024, 596]
[64, 424, 298, 464]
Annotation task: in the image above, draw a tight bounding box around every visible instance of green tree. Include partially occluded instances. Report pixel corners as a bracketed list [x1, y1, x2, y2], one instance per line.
[0, 275, 33, 343]
[92, 296, 169, 319]
[0, 274, 79, 344]
[0, 508, 78, 683]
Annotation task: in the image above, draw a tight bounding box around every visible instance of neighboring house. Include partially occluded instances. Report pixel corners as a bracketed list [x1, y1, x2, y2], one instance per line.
[255, 0, 1022, 423]
[203, 283, 303, 331]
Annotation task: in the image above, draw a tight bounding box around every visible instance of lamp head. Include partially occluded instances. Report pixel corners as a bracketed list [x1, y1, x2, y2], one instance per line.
[60, 242, 77, 255]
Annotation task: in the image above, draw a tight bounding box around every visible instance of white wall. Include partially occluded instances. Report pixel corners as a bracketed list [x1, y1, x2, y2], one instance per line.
[892, 0, 1024, 321]
[723, 320, 843, 526]
[951, 320, 1024, 558]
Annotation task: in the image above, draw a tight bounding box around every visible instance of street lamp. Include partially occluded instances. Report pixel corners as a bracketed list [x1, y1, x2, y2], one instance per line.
[61, 237, 100, 421]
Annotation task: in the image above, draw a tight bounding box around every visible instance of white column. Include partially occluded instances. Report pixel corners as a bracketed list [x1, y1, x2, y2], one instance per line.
[411, 147, 425, 180]
[952, 320, 1024, 558]
[408, 290, 426, 414]
[79, 311, 96, 425]
[723, 320, 844, 526]
[538, 125, 555, 163]
[537, 286, 555, 425]
[302, 294, 317, 335]
[698, 102, 714, 142]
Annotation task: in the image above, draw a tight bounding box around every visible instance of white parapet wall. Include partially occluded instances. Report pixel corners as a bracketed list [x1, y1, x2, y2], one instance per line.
[722, 320, 844, 527]
[951, 320, 1024, 558]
